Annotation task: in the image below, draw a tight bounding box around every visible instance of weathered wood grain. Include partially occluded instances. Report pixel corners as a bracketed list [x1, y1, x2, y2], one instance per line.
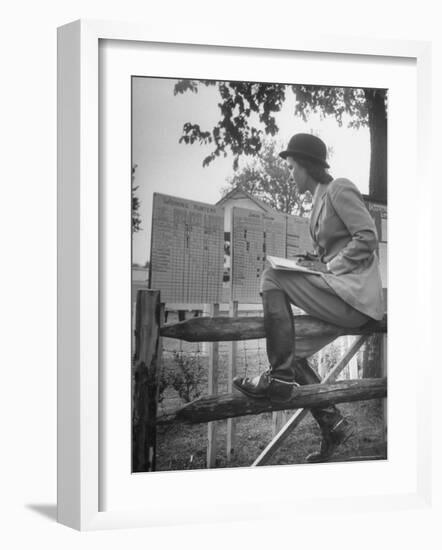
[160, 314, 387, 342]
[132, 290, 161, 473]
[157, 378, 387, 425]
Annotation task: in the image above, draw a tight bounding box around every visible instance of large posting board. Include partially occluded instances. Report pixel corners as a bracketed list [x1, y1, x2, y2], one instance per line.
[286, 215, 314, 259]
[149, 194, 384, 306]
[150, 193, 224, 303]
[365, 200, 388, 289]
[231, 207, 287, 303]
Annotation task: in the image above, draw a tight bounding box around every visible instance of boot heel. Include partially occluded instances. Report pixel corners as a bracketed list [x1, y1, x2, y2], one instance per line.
[268, 379, 298, 403]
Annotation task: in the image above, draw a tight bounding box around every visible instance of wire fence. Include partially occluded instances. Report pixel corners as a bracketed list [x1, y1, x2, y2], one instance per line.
[158, 309, 368, 415]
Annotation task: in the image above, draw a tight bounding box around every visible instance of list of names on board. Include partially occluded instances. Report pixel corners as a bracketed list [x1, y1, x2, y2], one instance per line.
[150, 193, 224, 303]
[366, 200, 388, 288]
[285, 215, 314, 259]
[231, 207, 287, 303]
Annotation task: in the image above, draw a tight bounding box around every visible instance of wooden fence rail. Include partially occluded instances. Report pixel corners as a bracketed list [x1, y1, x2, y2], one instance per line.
[157, 378, 387, 425]
[160, 314, 387, 342]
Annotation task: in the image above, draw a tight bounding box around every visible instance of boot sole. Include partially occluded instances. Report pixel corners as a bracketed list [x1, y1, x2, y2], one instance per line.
[305, 425, 356, 463]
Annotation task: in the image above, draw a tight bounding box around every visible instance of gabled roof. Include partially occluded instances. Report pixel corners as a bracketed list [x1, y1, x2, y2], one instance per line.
[216, 186, 275, 213]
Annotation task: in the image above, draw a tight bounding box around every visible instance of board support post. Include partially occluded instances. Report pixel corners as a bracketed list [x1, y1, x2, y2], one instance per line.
[226, 301, 238, 462]
[207, 303, 220, 468]
[272, 410, 288, 437]
[380, 333, 388, 446]
[347, 335, 359, 378]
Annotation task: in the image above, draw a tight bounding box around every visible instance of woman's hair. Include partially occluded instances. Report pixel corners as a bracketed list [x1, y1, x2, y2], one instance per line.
[293, 156, 333, 184]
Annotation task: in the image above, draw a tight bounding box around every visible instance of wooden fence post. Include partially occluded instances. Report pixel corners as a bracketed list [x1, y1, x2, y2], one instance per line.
[380, 333, 388, 445]
[207, 303, 220, 468]
[132, 290, 161, 472]
[226, 301, 238, 462]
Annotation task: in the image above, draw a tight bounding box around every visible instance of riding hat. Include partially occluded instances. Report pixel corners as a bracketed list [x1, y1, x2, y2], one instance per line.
[279, 133, 329, 168]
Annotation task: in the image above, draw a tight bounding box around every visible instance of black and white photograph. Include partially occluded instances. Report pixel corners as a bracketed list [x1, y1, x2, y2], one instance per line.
[131, 76, 388, 473]
[4, 0, 439, 541]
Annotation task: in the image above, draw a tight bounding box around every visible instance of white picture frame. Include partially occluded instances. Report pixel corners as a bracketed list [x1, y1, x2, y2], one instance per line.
[57, 19, 432, 531]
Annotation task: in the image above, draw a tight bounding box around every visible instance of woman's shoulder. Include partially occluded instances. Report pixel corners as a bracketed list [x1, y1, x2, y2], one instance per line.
[326, 177, 361, 198]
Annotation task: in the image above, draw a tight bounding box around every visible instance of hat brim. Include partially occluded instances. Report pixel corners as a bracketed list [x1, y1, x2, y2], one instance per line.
[279, 150, 329, 169]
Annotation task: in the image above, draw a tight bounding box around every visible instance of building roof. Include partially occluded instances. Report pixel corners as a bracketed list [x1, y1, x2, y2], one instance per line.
[215, 186, 275, 213]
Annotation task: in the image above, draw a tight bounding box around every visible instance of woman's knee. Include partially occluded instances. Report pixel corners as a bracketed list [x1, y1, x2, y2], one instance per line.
[260, 267, 282, 293]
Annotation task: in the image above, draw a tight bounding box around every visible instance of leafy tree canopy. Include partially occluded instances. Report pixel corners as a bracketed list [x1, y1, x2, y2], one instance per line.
[132, 164, 142, 233]
[174, 80, 387, 201]
[221, 139, 312, 217]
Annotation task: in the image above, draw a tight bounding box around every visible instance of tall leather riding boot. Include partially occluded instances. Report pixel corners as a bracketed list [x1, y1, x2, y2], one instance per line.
[233, 289, 299, 402]
[294, 357, 340, 425]
[295, 358, 355, 462]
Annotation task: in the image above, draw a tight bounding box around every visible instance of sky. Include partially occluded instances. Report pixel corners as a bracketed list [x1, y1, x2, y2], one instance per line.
[132, 77, 370, 266]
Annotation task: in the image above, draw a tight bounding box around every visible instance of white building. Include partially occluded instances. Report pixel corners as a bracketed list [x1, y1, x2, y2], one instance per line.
[216, 186, 276, 234]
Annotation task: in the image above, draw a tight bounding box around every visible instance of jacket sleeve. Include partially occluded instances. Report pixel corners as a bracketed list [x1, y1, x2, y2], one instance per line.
[326, 179, 379, 276]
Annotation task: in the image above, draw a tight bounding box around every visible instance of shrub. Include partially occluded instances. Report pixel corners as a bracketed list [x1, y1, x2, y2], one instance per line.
[157, 366, 169, 403]
[168, 351, 205, 403]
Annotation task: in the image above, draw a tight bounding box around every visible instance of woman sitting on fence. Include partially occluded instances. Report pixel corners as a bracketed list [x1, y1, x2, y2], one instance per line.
[233, 133, 384, 462]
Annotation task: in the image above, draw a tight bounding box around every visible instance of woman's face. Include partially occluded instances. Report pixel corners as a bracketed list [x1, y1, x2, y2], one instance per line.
[286, 157, 308, 194]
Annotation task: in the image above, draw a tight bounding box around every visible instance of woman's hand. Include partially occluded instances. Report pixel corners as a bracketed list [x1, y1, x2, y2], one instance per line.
[295, 251, 319, 262]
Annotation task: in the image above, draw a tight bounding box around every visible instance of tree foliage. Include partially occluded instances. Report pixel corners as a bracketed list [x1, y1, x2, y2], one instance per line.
[294, 85, 369, 128]
[132, 164, 142, 233]
[174, 80, 387, 201]
[221, 139, 312, 216]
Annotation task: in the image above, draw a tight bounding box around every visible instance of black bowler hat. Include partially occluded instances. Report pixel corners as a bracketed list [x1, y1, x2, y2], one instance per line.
[279, 133, 329, 168]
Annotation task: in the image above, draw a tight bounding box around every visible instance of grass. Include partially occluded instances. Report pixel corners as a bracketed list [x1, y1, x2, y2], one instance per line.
[156, 399, 386, 471]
